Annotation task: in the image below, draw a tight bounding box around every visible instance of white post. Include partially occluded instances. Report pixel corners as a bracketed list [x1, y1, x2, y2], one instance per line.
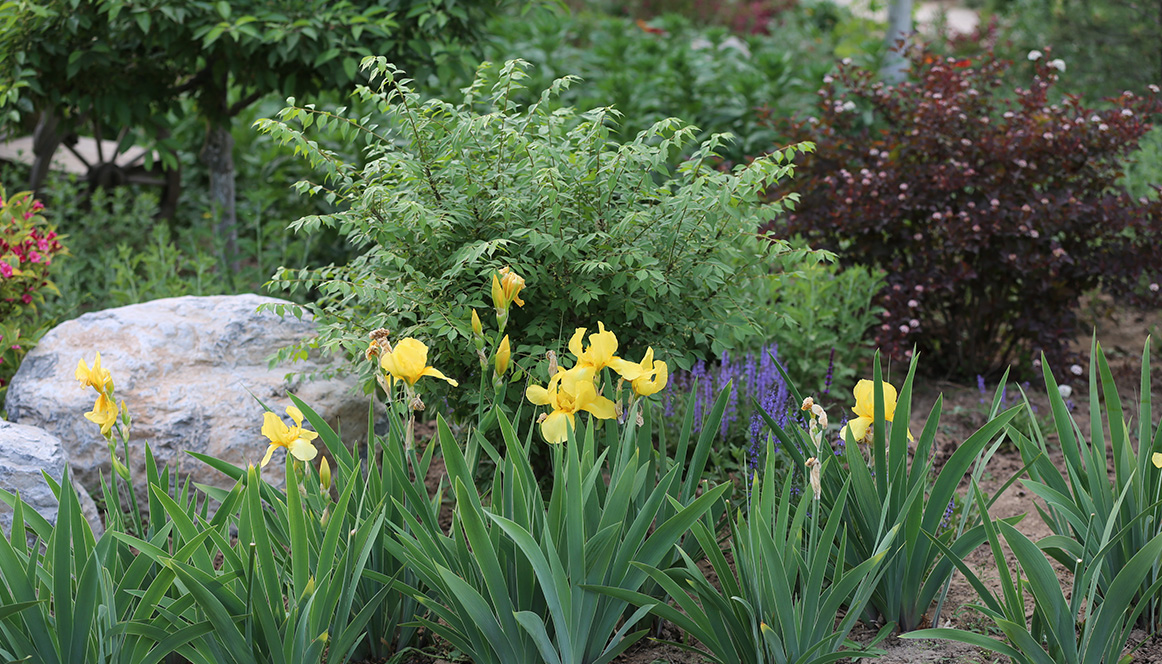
[882, 0, 914, 84]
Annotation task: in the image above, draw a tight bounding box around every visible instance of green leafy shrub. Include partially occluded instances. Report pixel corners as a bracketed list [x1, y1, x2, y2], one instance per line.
[757, 258, 883, 393]
[33, 182, 230, 319]
[1123, 126, 1162, 201]
[258, 57, 819, 404]
[432, 9, 847, 166]
[980, 0, 1162, 101]
[562, 0, 802, 33]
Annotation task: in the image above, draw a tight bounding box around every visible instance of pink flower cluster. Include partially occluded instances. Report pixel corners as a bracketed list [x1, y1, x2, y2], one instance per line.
[0, 228, 60, 271]
[1, 191, 65, 316]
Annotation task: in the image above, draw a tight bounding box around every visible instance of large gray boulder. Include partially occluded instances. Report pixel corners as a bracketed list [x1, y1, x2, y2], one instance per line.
[0, 421, 103, 537]
[6, 295, 366, 495]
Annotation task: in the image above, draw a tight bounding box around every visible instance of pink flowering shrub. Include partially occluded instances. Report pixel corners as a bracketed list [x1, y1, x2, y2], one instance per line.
[0, 188, 64, 402]
[0, 188, 63, 320]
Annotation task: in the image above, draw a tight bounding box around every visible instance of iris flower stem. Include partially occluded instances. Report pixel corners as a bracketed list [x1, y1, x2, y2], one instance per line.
[120, 434, 145, 536]
[406, 445, 424, 496]
[102, 387, 145, 537]
[405, 411, 415, 451]
[471, 329, 505, 469]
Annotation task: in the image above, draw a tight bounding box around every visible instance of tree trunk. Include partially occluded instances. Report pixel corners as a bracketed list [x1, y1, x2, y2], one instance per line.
[200, 122, 239, 273]
[882, 0, 914, 84]
[29, 112, 62, 193]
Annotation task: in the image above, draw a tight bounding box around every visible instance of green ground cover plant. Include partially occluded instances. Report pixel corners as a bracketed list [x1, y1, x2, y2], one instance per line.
[755, 257, 883, 394]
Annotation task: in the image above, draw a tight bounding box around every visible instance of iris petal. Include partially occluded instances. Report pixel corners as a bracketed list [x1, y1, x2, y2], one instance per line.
[569, 328, 586, 358]
[287, 406, 305, 426]
[853, 380, 875, 419]
[526, 385, 552, 406]
[420, 366, 460, 386]
[583, 394, 617, 420]
[380, 352, 405, 383]
[288, 437, 319, 462]
[609, 357, 645, 381]
[844, 416, 873, 443]
[541, 411, 570, 444]
[262, 412, 289, 444]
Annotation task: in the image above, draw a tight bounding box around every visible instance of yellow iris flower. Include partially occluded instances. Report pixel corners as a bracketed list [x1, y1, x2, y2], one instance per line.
[491, 267, 526, 312]
[260, 405, 320, 467]
[379, 338, 459, 387]
[839, 379, 914, 443]
[569, 322, 636, 375]
[525, 366, 617, 444]
[495, 335, 512, 376]
[84, 393, 118, 435]
[1152, 453, 1162, 469]
[613, 347, 668, 397]
[76, 352, 114, 393]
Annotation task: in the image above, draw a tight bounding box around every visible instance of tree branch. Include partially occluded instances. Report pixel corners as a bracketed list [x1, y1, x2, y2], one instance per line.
[228, 90, 264, 117]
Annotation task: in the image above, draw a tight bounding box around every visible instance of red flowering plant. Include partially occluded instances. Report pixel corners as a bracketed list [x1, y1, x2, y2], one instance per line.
[771, 43, 1162, 378]
[0, 187, 64, 405]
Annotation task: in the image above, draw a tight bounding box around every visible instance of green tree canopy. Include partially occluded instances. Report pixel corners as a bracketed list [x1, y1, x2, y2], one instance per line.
[1, 0, 506, 252]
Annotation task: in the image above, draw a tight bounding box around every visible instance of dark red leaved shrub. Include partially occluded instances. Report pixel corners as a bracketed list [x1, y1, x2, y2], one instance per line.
[771, 43, 1162, 378]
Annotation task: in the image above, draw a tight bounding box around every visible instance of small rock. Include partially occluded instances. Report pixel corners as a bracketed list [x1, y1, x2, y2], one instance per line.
[7, 294, 367, 498]
[0, 420, 104, 537]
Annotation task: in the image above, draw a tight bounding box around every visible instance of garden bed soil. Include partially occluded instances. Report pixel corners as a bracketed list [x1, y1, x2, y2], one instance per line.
[404, 299, 1162, 664]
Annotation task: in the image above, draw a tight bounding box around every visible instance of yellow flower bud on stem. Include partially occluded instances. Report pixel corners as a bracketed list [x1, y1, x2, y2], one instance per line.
[494, 335, 511, 377]
[471, 309, 483, 337]
[112, 456, 131, 481]
[319, 457, 332, 493]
